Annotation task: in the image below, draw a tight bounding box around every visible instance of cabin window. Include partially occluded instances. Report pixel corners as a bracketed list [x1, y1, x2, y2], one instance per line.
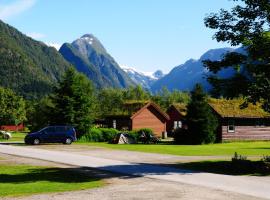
[227, 119, 235, 133]
[174, 121, 177, 129]
[174, 121, 182, 129]
[112, 120, 117, 129]
[178, 121, 182, 128]
[255, 119, 265, 127]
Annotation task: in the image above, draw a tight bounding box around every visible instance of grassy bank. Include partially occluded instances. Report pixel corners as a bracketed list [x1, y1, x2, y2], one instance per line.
[78, 141, 270, 156]
[0, 164, 103, 197]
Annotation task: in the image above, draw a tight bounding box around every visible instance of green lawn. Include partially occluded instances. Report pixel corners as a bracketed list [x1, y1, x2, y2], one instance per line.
[0, 165, 103, 197]
[0, 132, 26, 142]
[78, 141, 270, 156]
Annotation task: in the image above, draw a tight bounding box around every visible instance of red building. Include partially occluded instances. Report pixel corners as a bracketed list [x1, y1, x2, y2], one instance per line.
[105, 102, 169, 137]
[166, 104, 187, 134]
[0, 124, 24, 131]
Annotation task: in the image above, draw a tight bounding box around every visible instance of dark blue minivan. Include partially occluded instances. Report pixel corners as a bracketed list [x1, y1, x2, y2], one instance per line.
[24, 126, 77, 145]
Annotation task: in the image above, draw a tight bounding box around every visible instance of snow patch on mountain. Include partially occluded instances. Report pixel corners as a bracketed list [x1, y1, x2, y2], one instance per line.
[121, 65, 164, 90]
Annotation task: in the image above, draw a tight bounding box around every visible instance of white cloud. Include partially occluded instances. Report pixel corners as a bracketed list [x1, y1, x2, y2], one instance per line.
[27, 32, 45, 40]
[0, 0, 36, 20]
[45, 42, 61, 50]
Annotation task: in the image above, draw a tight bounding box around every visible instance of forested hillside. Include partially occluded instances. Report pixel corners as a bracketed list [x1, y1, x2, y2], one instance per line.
[0, 20, 72, 99]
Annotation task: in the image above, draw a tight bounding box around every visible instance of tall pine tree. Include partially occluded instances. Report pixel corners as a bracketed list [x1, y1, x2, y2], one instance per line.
[186, 84, 218, 144]
[51, 68, 96, 135]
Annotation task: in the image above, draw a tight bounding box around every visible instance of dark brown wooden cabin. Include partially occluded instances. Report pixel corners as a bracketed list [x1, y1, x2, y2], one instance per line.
[104, 102, 169, 137]
[209, 99, 270, 142]
[166, 104, 187, 134]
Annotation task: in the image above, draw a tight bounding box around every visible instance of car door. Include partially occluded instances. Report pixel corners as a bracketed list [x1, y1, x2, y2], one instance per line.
[39, 128, 50, 143]
[54, 126, 65, 142]
[44, 127, 56, 143]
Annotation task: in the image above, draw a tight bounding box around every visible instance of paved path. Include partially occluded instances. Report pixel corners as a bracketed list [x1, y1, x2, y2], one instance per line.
[0, 144, 269, 199]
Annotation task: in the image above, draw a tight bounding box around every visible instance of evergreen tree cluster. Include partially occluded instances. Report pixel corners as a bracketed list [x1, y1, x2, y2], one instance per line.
[25, 69, 190, 134]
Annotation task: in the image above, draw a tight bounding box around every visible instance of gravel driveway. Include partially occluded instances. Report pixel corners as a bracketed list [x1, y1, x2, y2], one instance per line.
[0, 144, 269, 200]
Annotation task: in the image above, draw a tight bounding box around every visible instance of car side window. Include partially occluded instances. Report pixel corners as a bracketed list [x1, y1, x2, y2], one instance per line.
[46, 127, 55, 134]
[55, 127, 65, 133]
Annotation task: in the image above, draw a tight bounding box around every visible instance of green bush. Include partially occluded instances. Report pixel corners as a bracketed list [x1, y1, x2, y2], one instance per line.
[135, 128, 160, 144]
[137, 128, 153, 137]
[79, 128, 102, 142]
[78, 128, 119, 142]
[231, 152, 253, 173]
[232, 152, 247, 161]
[128, 130, 140, 141]
[262, 155, 270, 162]
[79, 128, 156, 143]
[100, 128, 119, 142]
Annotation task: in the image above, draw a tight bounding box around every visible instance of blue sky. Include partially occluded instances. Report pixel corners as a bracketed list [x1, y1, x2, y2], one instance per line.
[0, 0, 236, 73]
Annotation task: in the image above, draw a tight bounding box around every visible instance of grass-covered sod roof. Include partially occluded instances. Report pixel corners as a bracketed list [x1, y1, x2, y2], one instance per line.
[208, 98, 270, 118]
[171, 103, 187, 116]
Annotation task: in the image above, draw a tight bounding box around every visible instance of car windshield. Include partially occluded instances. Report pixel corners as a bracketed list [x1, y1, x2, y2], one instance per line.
[38, 127, 47, 132]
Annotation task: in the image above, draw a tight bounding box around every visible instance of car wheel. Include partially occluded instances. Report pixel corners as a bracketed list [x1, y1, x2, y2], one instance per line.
[64, 138, 72, 145]
[33, 138, 40, 145]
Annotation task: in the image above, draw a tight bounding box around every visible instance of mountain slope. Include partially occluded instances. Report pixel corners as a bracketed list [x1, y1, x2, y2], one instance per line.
[121, 66, 164, 90]
[0, 20, 72, 99]
[151, 48, 238, 92]
[59, 34, 134, 88]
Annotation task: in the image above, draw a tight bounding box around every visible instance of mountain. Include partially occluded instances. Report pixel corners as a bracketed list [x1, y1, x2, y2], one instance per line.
[0, 20, 72, 99]
[121, 66, 164, 90]
[59, 34, 134, 88]
[151, 47, 239, 92]
[153, 70, 165, 79]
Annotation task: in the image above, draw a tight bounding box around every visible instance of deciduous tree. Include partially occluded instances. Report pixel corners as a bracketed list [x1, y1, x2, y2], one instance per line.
[0, 87, 26, 125]
[204, 0, 270, 110]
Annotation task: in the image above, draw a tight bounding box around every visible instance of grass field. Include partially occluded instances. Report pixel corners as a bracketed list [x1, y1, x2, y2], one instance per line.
[79, 141, 270, 156]
[0, 132, 27, 142]
[0, 164, 103, 197]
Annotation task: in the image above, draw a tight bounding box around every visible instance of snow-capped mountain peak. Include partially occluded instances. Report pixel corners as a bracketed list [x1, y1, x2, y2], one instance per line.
[121, 65, 164, 89]
[81, 34, 94, 44]
[121, 66, 155, 79]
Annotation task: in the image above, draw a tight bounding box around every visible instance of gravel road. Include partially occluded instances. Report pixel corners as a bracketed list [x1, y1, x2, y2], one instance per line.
[0, 144, 269, 200]
[0, 152, 264, 200]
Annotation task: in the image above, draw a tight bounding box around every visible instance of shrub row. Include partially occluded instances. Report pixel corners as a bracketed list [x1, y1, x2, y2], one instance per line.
[78, 128, 119, 142]
[230, 152, 270, 175]
[78, 127, 154, 143]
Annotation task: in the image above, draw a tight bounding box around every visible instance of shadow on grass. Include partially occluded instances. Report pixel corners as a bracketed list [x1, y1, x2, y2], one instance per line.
[0, 166, 129, 184]
[0, 142, 25, 145]
[247, 147, 270, 150]
[171, 160, 270, 176]
[1, 161, 269, 187]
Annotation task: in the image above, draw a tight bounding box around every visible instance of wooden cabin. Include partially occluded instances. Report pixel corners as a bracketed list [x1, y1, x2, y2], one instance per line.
[104, 102, 169, 137]
[166, 103, 187, 134]
[0, 123, 24, 131]
[209, 99, 270, 142]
